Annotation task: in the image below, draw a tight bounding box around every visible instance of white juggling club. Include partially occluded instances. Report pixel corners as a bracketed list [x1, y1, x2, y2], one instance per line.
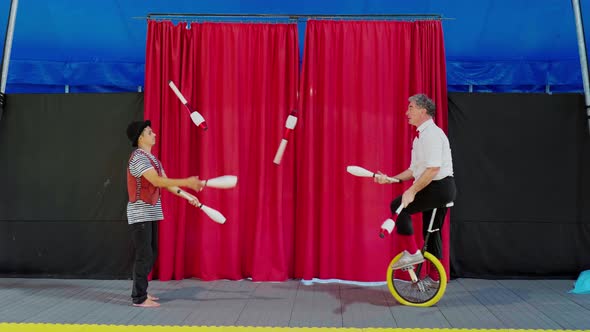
[379, 204, 403, 238]
[198, 204, 226, 224]
[168, 80, 208, 130]
[177, 190, 226, 224]
[204, 175, 238, 189]
[346, 165, 400, 183]
[273, 110, 298, 165]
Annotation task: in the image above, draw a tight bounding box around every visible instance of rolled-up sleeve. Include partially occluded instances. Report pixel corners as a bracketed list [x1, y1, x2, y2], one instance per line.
[129, 153, 154, 178]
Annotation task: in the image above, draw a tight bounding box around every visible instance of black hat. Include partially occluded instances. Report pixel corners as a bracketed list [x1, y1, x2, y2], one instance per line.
[126, 120, 151, 147]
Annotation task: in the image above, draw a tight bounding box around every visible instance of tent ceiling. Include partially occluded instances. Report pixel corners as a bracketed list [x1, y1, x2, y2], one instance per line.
[0, 0, 587, 92]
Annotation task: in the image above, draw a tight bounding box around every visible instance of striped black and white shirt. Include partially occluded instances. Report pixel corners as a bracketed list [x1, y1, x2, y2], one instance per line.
[126, 149, 164, 224]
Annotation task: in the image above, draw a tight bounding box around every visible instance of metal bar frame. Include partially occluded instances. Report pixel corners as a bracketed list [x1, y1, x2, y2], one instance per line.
[572, 0, 590, 133]
[144, 13, 445, 22]
[1, 0, 18, 94]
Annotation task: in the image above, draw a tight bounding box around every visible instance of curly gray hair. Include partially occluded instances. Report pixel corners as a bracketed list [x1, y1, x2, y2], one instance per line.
[408, 94, 436, 117]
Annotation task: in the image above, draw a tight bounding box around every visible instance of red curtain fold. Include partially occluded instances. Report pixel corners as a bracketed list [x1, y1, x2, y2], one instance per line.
[145, 20, 299, 281]
[294, 20, 449, 281]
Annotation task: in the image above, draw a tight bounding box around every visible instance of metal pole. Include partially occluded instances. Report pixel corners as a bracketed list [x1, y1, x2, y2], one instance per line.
[0, 0, 18, 121]
[572, 0, 590, 133]
[1, 0, 18, 93]
[146, 13, 443, 20]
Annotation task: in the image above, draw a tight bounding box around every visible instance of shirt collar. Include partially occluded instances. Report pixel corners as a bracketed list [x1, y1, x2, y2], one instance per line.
[417, 118, 434, 134]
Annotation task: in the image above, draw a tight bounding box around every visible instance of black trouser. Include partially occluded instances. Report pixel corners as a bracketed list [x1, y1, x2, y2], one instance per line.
[390, 177, 456, 259]
[130, 220, 159, 304]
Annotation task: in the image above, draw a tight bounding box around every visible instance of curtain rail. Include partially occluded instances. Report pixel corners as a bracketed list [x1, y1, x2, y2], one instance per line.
[141, 13, 447, 21]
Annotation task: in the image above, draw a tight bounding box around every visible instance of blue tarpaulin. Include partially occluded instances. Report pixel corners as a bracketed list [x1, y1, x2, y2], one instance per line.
[0, 0, 588, 93]
[570, 270, 590, 294]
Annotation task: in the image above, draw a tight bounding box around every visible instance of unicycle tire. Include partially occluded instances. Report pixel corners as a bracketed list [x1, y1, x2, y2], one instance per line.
[386, 251, 447, 307]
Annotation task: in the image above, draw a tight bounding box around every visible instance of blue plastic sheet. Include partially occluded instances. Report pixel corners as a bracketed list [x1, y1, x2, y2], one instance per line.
[570, 270, 590, 295]
[1, 0, 589, 93]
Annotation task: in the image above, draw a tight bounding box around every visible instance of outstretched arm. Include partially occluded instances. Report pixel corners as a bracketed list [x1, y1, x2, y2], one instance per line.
[375, 168, 414, 184]
[141, 168, 204, 192]
[157, 170, 202, 207]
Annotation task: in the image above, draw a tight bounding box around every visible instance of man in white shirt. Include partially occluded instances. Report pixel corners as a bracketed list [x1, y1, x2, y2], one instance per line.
[375, 94, 456, 270]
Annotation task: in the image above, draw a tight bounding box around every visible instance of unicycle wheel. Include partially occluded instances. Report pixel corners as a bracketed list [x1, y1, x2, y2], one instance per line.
[386, 251, 447, 307]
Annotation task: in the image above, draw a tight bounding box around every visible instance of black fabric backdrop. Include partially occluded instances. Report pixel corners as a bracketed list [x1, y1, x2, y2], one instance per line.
[448, 93, 590, 278]
[0, 92, 588, 279]
[0, 93, 142, 278]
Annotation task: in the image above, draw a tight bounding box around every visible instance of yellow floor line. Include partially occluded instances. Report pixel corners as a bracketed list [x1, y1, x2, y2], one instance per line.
[0, 324, 587, 332]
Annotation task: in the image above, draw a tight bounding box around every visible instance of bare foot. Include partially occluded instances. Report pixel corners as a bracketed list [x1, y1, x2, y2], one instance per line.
[132, 298, 160, 307]
[148, 294, 159, 301]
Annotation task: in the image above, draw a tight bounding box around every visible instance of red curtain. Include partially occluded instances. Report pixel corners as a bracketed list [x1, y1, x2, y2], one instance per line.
[144, 19, 449, 282]
[144, 20, 299, 281]
[294, 20, 449, 281]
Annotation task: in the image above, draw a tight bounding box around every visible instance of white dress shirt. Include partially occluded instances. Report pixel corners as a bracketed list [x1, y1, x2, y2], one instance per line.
[409, 119, 454, 181]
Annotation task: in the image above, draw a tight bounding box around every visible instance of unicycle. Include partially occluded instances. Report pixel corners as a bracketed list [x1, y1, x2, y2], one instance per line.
[384, 202, 453, 307]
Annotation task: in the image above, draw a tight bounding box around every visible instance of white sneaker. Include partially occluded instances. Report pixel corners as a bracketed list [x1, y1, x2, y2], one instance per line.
[392, 250, 425, 270]
[421, 276, 440, 290]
